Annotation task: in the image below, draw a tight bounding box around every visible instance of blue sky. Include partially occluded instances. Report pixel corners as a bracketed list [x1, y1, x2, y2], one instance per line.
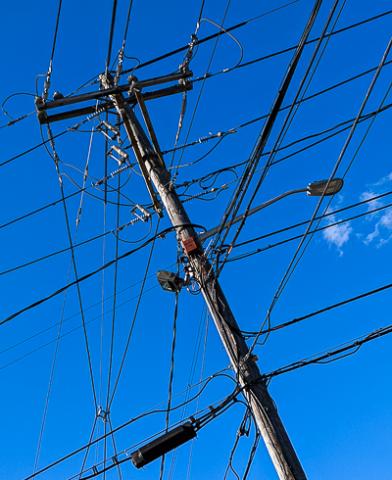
[0, 1, 391, 479]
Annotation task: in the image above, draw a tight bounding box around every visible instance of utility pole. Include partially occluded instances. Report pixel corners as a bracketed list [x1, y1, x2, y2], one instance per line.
[101, 74, 307, 480]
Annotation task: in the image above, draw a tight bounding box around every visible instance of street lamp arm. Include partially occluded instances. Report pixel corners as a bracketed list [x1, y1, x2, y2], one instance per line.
[200, 187, 307, 242]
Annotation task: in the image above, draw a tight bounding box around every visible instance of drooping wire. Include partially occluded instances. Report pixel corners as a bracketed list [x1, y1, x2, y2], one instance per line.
[32, 262, 72, 473]
[243, 430, 260, 479]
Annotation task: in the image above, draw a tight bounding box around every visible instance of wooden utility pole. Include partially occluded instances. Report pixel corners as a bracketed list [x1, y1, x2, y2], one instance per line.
[101, 74, 307, 480]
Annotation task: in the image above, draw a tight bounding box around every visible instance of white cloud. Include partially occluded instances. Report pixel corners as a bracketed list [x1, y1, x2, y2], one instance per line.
[372, 171, 392, 187]
[359, 172, 392, 246]
[322, 171, 392, 253]
[360, 190, 384, 212]
[322, 211, 352, 256]
[364, 209, 392, 247]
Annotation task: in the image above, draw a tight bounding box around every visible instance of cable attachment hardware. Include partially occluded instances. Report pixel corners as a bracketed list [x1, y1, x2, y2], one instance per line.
[97, 120, 122, 143]
[131, 204, 151, 223]
[97, 406, 110, 422]
[108, 145, 129, 165]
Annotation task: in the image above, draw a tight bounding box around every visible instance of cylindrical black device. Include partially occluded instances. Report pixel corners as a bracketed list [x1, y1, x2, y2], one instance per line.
[131, 422, 197, 468]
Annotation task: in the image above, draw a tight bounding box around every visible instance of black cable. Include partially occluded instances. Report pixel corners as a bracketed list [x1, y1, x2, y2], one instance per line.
[24, 371, 236, 480]
[264, 320, 392, 380]
[233, 189, 392, 250]
[107, 218, 161, 408]
[120, 2, 301, 75]
[159, 285, 180, 480]
[247, 38, 392, 356]
[242, 431, 260, 479]
[42, 0, 63, 100]
[193, 9, 392, 84]
[0, 224, 205, 329]
[226, 198, 392, 263]
[105, 0, 118, 72]
[241, 280, 392, 337]
[211, 0, 322, 267]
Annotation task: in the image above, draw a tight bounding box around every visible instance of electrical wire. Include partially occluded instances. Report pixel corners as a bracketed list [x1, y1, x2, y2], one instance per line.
[210, 0, 322, 270]
[105, 0, 119, 73]
[107, 218, 161, 409]
[226, 197, 392, 263]
[120, 2, 301, 76]
[264, 320, 392, 380]
[159, 282, 180, 480]
[23, 371, 237, 480]
[42, 0, 63, 101]
[191, 9, 392, 85]
[45, 122, 99, 410]
[0, 223, 205, 329]
[246, 38, 392, 357]
[171, 0, 233, 175]
[0, 104, 108, 169]
[240, 279, 392, 337]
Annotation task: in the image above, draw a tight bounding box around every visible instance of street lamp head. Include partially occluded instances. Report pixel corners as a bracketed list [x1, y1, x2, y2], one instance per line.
[307, 178, 343, 196]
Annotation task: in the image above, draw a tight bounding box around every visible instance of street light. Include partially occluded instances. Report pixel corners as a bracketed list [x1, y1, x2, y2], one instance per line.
[306, 178, 343, 196]
[200, 177, 343, 241]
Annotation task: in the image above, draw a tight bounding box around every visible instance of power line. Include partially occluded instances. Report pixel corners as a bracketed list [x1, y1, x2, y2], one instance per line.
[0, 223, 204, 330]
[241, 280, 392, 337]
[264, 320, 392, 380]
[105, 0, 119, 72]
[226, 197, 392, 263]
[120, 2, 301, 76]
[246, 38, 392, 357]
[232, 190, 392, 250]
[42, 0, 63, 101]
[210, 0, 323, 267]
[45, 122, 98, 410]
[23, 371, 237, 480]
[194, 8, 392, 85]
